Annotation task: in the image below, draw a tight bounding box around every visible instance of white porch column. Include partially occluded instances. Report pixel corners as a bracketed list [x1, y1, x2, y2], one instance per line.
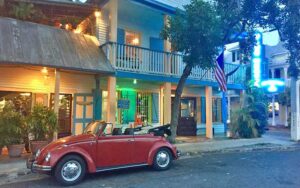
[284, 67, 288, 79]
[107, 77, 116, 125]
[53, 69, 60, 140]
[272, 95, 276, 126]
[270, 69, 276, 126]
[163, 82, 171, 124]
[205, 86, 213, 139]
[106, 0, 118, 126]
[163, 15, 171, 75]
[109, 0, 118, 42]
[271, 69, 275, 78]
[284, 67, 289, 127]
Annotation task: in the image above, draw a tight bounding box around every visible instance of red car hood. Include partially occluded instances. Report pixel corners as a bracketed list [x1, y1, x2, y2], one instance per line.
[42, 134, 95, 152]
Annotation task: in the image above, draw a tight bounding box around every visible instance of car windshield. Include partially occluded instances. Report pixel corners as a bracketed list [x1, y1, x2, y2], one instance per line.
[83, 122, 104, 135]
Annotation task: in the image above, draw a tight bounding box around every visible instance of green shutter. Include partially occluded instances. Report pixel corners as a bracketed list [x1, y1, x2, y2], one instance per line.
[152, 93, 159, 123]
[201, 97, 206, 123]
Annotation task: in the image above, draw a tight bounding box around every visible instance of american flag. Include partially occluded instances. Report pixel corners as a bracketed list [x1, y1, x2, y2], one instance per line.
[215, 52, 227, 92]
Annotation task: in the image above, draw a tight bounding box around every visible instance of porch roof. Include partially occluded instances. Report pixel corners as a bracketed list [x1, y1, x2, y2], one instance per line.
[0, 17, 114, 74]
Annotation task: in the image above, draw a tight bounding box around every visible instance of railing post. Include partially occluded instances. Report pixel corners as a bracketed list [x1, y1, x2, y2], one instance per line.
[109, 43, 116, 67]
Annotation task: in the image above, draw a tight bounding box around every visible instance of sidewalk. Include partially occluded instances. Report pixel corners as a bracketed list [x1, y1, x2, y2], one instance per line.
[175, 127, 298, 156]
[0, 128, 298, 185]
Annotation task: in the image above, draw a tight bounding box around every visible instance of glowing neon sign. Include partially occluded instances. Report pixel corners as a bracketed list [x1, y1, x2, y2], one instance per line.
[251, 32, 263, 87]
[261, 79, 285, 93]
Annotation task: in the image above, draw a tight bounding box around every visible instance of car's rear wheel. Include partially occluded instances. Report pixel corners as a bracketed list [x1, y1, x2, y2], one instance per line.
[153, 148, 172, 170]
[54, 155, 86, 186]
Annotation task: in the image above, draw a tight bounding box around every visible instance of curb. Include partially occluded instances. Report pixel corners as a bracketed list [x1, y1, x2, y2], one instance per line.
[178, 144, 300, 158]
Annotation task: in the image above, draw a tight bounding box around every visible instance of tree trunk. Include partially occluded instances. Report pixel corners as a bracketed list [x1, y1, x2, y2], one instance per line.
[169, 64, 193, 143]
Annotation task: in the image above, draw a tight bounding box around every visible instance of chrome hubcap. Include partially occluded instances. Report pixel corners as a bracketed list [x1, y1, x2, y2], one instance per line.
[156, 151, 170, 168]
[61, 160, 82, 182]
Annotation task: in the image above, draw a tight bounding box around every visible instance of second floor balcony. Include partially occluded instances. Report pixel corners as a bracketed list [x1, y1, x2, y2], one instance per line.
[102, 42, 247, 87]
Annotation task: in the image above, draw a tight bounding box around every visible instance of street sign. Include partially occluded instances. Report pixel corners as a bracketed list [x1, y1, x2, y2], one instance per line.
[117, 99, 130, 109]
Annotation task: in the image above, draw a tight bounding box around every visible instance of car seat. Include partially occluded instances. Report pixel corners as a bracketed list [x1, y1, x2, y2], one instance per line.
[112, 128, 122, 135]
[124, 128, 134, 135]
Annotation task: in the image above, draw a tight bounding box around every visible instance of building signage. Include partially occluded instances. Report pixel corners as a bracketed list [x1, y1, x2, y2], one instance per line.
[251, 32, 263, 87]
[117, 99, 130, 109]
[261, 79, 285, 94]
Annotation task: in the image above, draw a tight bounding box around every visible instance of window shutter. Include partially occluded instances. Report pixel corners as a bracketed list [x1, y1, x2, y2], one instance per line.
[117, 28, 125, 44]
[150, 37, 164, 51]
[152, 93, 159, 123]
[201, 97, 206, 123]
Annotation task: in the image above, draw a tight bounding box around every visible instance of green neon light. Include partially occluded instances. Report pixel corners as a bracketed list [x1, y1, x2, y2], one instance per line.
[117, 88, 137, 92]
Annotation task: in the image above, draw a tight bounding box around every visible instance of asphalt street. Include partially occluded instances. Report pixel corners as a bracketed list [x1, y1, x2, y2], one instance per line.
[1, 150, 300, 188]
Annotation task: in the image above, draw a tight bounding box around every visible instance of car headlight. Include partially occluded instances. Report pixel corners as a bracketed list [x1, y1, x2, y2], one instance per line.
[35, 149, 41, 158]
[45, 152, 51, 162]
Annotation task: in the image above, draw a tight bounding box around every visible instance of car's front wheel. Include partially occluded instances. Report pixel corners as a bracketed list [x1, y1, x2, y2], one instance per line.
[54, 155, 86, 186]
[152, 148, 172, 170]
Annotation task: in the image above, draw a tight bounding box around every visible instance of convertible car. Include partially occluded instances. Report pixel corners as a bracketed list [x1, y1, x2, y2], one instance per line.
[27, 121, 179, 186]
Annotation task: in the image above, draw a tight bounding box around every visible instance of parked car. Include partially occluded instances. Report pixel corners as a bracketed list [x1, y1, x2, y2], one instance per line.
[27, 121, 180, 186]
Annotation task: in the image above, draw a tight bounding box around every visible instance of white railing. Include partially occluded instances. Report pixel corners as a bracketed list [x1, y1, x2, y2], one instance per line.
[101, 42, 246, 84]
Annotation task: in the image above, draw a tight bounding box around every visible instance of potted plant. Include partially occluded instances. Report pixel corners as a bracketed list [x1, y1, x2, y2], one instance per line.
[28, 104, 57, 154]
[0, 102, 25, 158]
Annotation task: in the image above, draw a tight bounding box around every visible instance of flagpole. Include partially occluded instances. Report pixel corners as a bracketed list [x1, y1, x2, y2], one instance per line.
[222, 46, 228, 136]
[222, 90, 228, 135]
[215, 46, 228, 136]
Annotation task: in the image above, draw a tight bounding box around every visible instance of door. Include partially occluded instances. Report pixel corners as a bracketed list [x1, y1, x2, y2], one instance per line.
[132, 135, 156, 164]
[96, 134, 134, 168]
[50, 94, 72, 138]
[73, 94, 94, 135]
[176, 98, 197, 136]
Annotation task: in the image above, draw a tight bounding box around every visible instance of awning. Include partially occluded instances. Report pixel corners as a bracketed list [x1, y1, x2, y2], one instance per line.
[0, 17, 114, 74]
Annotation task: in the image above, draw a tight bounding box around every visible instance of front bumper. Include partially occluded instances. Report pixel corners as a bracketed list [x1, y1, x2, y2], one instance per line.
[32, 162, 52, 172]
[176, 150, 181, 158]
[27, 156, 52, 173]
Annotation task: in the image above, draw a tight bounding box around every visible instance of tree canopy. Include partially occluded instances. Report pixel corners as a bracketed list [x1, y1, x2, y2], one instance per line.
[162, 0, 273, 143]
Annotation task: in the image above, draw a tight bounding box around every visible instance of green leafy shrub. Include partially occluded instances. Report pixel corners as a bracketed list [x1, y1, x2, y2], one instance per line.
[0, 102, 24, 145]
[9, 2, 46, 23]
[230, 85, 268, 138]
[28, 104, 57, 141]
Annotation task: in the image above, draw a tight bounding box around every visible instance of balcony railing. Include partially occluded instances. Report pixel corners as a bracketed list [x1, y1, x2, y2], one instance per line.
[101, 42, 246, 84]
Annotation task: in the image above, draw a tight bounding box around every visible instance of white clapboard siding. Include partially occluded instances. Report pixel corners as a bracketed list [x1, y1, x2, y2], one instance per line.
[97, 10, 109, 45]
[0, 66, 97, 94]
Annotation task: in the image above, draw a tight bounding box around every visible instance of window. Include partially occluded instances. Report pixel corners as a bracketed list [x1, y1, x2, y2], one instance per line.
[180, 99, 195, 118]
[0, 91, 32, 115]
[125, 30, 141, 46]
[232, 50, 240, 62]
[136, 92, 151, 123]
[275, 69, 281, 78]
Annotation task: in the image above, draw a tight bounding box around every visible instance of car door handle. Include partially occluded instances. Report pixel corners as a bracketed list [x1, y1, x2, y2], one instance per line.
[127, 139, 134, 142]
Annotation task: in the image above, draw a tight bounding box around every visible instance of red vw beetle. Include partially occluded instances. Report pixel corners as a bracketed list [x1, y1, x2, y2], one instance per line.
[27, 121, 179, 186]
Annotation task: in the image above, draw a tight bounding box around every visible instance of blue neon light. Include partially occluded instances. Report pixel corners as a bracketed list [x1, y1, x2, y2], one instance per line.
[261, 79, 285, 93]
[251, 32, 263, 87]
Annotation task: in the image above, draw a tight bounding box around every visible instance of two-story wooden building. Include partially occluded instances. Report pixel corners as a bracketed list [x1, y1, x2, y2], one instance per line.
[0, 0, 246, 139]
